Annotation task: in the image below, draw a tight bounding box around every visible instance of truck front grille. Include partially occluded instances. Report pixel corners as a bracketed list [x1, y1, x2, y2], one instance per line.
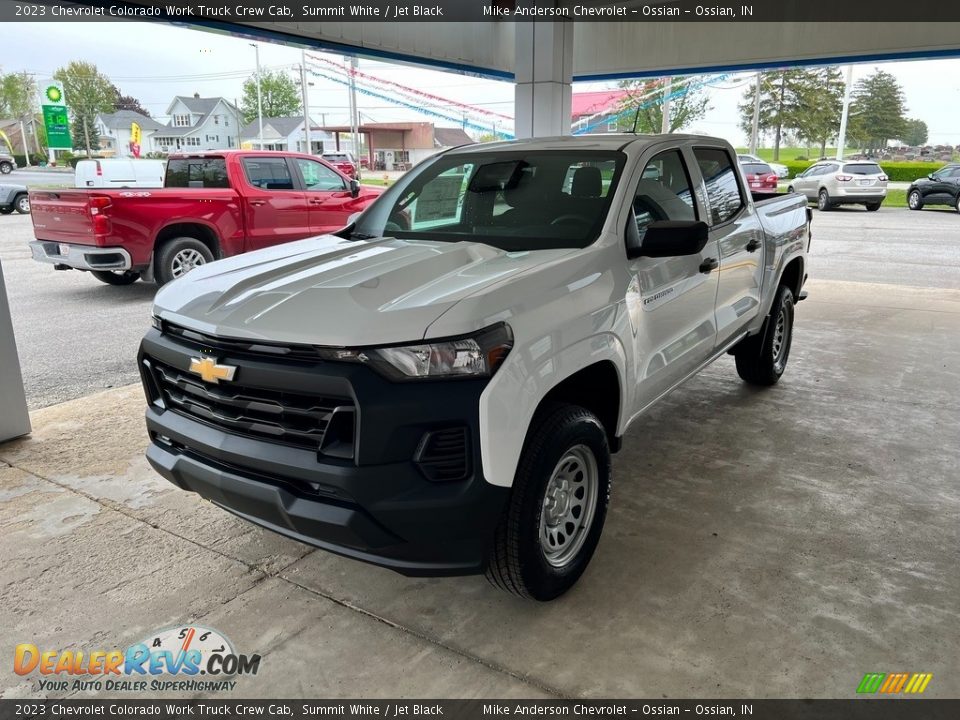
[151, 360, 353, 452]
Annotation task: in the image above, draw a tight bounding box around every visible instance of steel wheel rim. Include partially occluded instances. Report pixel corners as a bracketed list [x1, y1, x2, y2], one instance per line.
[17, 197, 29, 212]
[818, 192, 827, 209]
[539, 444, 599, 568]
[171, 248, 206, 278]
[772, 303, 790, 372]
[909, 192, 920, 209]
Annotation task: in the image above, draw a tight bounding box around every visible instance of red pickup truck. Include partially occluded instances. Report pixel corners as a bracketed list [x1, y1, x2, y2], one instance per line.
[29, 150, 382, 286]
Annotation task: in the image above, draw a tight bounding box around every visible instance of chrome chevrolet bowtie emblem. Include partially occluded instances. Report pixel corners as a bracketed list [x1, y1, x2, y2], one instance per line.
[188, 356, 237, 384]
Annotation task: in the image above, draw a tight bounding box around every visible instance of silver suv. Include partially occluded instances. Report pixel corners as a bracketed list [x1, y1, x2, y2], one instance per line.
[0, 153, 17, 174]
[789, 160, 888, 211]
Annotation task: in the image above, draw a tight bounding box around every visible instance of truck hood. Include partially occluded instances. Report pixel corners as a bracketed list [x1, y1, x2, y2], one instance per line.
[154, 234, 576, 346]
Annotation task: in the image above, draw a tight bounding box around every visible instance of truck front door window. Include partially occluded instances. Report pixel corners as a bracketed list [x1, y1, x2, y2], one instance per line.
[631, 149, 697, 243]
[296, 158, 347, 192]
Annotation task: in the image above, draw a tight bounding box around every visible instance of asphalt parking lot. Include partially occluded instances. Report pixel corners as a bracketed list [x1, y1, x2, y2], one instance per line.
[1, 205, 959, 698]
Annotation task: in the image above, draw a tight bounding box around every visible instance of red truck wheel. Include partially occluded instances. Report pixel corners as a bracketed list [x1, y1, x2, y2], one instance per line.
[156, 237, 214, 286]
[91, 270, 140, 286]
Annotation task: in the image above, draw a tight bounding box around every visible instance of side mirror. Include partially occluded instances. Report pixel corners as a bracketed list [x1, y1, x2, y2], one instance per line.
[349, 178, 360, 198]
[928, 174, 937, 181]
[627, 221, 709, 260]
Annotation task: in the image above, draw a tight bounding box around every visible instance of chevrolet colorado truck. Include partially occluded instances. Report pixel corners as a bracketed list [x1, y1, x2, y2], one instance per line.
[28, 150, 382, 286]
[138, 135, 811, 600]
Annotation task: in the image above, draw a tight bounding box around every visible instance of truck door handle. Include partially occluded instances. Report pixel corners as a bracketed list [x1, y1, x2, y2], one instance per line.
[699, 258, 719, 274]
[249, 200, 266, 206]
[746, 238, 761, 252]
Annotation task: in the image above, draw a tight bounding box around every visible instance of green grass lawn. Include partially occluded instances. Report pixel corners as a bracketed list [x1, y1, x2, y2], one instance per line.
[360, 178, 391, 187]
[737, 147, 836, 162]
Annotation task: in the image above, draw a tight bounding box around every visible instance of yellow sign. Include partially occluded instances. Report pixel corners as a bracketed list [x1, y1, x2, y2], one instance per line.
[129, 121, 142, 158]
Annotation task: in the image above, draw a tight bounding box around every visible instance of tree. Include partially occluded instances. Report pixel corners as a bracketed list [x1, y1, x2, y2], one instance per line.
[791, 67, 845, 158]
[847, 70, 907, 153]
[53, 61, 116, 155]
[110, 83, 151, 117]
[901, 118, 928, 147]
[0, 71, 38, 119]
[737, 69, 811, 161]
[615, 77, 710, 134]
[240, 70, 301, 124]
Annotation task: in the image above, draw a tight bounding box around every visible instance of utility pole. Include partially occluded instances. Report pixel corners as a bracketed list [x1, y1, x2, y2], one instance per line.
[749, 71, 762, 155]
[18, 119, 30, 167]
[250, 43, 264, 150]
[300, 50, 311, 154]
[346, 55, 360, 178]
[660, 76, 672, 134]
[836, 65, 854, 161]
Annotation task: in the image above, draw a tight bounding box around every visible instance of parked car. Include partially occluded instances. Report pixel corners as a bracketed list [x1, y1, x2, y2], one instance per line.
[0, 184, 29, 214]
[788, 160, 888, 211]
[0, 153, 17, 174]
[138, 134, 811, 600]
[75, 158, 165, 188]
[738, 153, 788, 179]
[906, 163, 960, 213]
[28, 150, 383, 286]
[322, 152, 358, 178]
[740, 161, 778, 191]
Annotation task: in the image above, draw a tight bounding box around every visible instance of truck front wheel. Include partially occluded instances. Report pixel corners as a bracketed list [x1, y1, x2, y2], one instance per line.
[485, 404, 611, 601]
[734, 284, 795, 386]
[156, 237, 214, 286]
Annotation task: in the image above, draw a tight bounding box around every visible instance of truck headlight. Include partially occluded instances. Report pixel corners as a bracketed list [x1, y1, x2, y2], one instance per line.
[317, 323, 513, 381]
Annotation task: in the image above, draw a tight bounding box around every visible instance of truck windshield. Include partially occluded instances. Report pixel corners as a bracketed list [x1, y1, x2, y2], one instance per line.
[352, 150, 626, 251]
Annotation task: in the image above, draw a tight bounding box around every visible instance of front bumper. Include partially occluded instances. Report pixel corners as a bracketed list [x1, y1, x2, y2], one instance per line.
[30, 240, 132, 271]
[139, 327, 508, 576]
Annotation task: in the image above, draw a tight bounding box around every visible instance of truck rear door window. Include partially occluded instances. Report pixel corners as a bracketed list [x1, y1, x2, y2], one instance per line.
[243, 158, 295, 190]
[693, 147, 745, 225]
[165, 158, 229, 188]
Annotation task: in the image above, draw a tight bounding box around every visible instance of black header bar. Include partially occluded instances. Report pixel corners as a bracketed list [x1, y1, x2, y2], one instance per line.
[7, 0, 960, 23]
[2, 700, 960, 720]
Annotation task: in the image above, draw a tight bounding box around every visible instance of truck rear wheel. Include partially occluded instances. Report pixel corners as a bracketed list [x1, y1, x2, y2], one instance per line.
[156, 237, 213, 286]
[734, 284, 795, 386]
[91, 270, 141, 285]
[485, 403, 611, 601]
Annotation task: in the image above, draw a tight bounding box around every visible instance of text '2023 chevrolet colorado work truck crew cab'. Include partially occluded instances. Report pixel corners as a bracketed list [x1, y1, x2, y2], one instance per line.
[28, 150, 381, 286]
[139, 135, 811, 600]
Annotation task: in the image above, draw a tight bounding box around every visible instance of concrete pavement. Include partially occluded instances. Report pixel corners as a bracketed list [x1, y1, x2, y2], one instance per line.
[2, 278, 958, 698]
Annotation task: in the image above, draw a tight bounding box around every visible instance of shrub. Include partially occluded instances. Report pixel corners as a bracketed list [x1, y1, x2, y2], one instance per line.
[781, 159, 949, 182]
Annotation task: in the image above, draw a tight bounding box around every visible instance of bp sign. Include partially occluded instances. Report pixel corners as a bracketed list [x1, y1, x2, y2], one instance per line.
[41, 82, 72, 150]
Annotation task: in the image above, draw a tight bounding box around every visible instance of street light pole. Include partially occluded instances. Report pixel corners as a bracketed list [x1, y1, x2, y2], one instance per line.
[836, 65, 854, 161]
[250, 43, 264, 150]
[300, 50, 311, 154]
[749, 72, 762, 155]
[346, 55, 360, 178]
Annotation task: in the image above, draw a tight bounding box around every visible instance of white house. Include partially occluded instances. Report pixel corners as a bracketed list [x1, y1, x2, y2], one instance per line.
[152, 94, 241, 153]
[239, 116, 334, 154]
[94, 111, 165, 158]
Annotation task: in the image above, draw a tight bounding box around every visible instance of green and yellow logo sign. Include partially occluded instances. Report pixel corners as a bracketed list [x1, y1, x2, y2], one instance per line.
[44, 85, 63, 104]
[857, 672, 932, 694]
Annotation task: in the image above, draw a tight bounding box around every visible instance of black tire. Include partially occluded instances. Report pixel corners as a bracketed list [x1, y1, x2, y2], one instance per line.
[817, 189, 832, 211]
[908, 190, 923, 211]
[485, 403, 611, 601]
[955, 195, 960, 214]
[14, 194, 29, 214]
[155, 236, 214, 286]
[734, 284, 795, 387]
[0, 207, 12, 215]
[865, 202, 881, 212]
[91, 270, 141, 285]
[0, 161, 12, 174]
[786, 186, 795, 194]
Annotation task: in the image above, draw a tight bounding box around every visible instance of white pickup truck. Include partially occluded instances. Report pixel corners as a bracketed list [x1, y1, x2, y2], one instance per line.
[138, 134, 811, 600]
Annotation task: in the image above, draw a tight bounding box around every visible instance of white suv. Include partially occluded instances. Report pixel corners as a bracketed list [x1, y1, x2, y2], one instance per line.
[789, 160, 888, 211]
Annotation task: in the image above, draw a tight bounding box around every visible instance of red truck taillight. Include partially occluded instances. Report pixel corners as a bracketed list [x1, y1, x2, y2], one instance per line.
[89, 195, 112, 236]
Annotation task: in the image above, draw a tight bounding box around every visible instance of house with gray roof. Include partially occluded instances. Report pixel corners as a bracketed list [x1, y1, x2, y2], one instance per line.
[239, 116, 334, 154]
[151, 94, 241, 154]
[94, 110, 165, 158]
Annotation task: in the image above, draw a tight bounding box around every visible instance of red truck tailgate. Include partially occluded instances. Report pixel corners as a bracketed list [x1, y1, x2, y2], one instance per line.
[29, 190, 103, 246]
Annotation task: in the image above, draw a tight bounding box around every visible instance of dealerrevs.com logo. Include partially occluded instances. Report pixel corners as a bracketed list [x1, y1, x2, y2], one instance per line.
[856, 672, 933, 694]
[14, 625, 261, 693]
